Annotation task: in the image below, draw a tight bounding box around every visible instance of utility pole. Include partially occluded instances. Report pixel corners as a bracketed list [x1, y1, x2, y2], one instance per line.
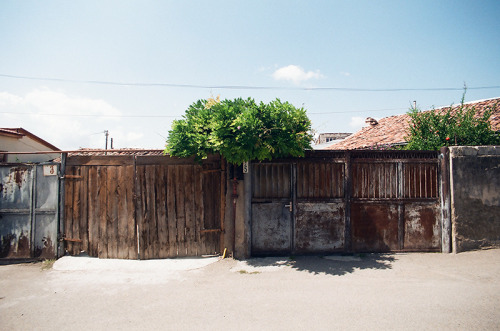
[104, 130, 109, 155]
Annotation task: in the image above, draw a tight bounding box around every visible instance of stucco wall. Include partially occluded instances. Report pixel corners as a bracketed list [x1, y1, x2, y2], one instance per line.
[450, 146, 500, 252]
[0, 135, 59, 163]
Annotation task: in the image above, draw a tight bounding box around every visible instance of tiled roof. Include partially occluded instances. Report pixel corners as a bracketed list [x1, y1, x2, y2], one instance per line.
[327, 97, 500, 150]
[68, 148, 164, 156]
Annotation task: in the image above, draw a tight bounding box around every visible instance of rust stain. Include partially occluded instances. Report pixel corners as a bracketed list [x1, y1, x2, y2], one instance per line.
[404, 203, 441, 250]
[34, 236, 55, 259]
[1, 231, 31, 258]
[351, 203, 399, 252]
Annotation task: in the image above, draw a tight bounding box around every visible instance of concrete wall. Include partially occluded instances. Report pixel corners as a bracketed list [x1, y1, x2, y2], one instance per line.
[450, 146, 500, 252]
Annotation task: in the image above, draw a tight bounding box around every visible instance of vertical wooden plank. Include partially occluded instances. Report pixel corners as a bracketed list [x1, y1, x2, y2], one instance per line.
[194, 166, 204, 256]
[264, 165, 270, 198]
[176, 166, 186, 256]
[167, 165, 178, 257]
[147, 165, 159, 258]
[87, 166, 99, 257]
[127, 164, 137, 259]
[344, 153, 352, 252]
[79, 166, 89, 254]
[157, 165, 169, 258]
[184, 165, 196, 256]
[98, 167, 108, 258]
[135, 165, 147, 259]
[143, 165, 152, 259]
[338, 163, 345, 198]
[141, 165, 150, 259]
[325, 163, 332, 198]
[253, 165, 259, 198]
[296, 163, 302, 198]
[107, 166, 119, 258]
[305, 163, 312, 198]
[318, 163, 325, 198]
[72, 167, 82, 255]
[219, 161, 226, 255]
[116, 165, 128, 259]
[316, 163, 322, 198]
[64, 166, 75, 254]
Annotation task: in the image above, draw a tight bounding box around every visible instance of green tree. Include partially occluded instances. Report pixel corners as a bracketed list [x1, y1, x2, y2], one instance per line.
[165, 97, 312, 164]
[404, 95, 499, 150]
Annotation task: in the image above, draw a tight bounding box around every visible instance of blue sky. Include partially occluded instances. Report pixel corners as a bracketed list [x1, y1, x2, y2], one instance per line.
[1, 1, 499, 150]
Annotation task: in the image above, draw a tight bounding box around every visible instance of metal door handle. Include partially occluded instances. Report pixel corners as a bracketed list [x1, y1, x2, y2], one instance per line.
[284, 203, 292, 212]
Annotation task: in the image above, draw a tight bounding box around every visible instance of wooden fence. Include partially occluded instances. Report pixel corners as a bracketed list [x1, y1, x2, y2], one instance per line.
[63, 154, 225, 259]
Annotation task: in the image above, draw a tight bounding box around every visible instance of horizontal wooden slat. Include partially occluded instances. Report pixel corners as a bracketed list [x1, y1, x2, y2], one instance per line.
[66, 156, 134, 166]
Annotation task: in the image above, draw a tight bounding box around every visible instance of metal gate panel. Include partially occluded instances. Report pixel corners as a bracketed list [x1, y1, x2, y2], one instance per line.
[0, 166, 33, 258]
[33, 164, 59, 258]
[0, 164, 59, 259]
[251, 202, 292, 255]
[404, 202, 441, 251]
[294, 203, 344, 254]
[351, 203, 399, 252]
[251, 163, 292, 255]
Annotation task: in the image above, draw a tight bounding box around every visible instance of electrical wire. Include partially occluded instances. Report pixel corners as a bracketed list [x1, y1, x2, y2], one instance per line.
[0, 111, 180, 118]
[1, 73, 499, 92]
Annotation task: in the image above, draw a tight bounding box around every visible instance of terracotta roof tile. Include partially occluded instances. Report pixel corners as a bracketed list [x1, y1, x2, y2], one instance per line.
[327, 97, 500, 150]
[68, 148, 164, 156]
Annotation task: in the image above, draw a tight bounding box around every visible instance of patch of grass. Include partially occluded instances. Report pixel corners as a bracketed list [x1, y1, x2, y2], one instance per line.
[41, 259, 56, 270]
[238, 270, 261, 274]
[358, 253, 367, 258]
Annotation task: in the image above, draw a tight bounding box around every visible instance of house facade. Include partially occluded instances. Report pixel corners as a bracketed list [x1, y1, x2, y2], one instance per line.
[0, 128, 60, 162]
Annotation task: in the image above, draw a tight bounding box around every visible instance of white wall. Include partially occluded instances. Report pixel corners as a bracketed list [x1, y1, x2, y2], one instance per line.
[0, 135, 59, 163]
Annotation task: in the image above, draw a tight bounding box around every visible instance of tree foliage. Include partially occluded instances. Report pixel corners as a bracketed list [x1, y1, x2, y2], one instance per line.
[165, 97, 312, 164]
[404, 96, 499, 151]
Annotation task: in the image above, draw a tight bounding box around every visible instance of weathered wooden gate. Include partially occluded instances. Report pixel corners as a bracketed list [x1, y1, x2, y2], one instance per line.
[63, 154, 224, 259]
[251, 151, 441, 255]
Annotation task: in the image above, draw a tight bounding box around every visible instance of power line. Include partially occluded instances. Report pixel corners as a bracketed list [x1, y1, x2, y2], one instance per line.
[309, 107, 407, 114]
[0, 111, 181, 118]
[1, 73, 500, 92]
[0, 107, 408, 118]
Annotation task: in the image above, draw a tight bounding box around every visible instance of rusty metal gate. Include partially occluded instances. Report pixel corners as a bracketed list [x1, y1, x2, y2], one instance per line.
[251, 151, 441, 255]
[0, 163, 59, 259]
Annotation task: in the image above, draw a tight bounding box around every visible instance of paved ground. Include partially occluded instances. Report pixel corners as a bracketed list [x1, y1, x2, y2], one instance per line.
[1, 249, 500, 330]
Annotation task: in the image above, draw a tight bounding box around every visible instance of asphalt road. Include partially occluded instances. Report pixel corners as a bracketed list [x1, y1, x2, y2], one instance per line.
[1, 249, 500, 330]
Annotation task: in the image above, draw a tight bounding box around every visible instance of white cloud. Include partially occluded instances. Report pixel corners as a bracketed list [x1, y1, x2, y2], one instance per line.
[272, 65, 324, 84]
[340, 71, 351, 77]
[0, 89, 145, 150]
[349, 116, 366, 130]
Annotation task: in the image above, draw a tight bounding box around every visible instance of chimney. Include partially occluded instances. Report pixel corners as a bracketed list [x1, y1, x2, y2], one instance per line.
[365, 117, 378, 127]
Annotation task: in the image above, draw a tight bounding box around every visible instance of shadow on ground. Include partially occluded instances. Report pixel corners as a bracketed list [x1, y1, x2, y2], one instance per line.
[0, 258, 40, 266]
[242, 254, 396, 276]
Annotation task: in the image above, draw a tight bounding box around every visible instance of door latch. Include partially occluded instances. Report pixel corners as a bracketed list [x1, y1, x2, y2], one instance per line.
[284, 203, 292, 212]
